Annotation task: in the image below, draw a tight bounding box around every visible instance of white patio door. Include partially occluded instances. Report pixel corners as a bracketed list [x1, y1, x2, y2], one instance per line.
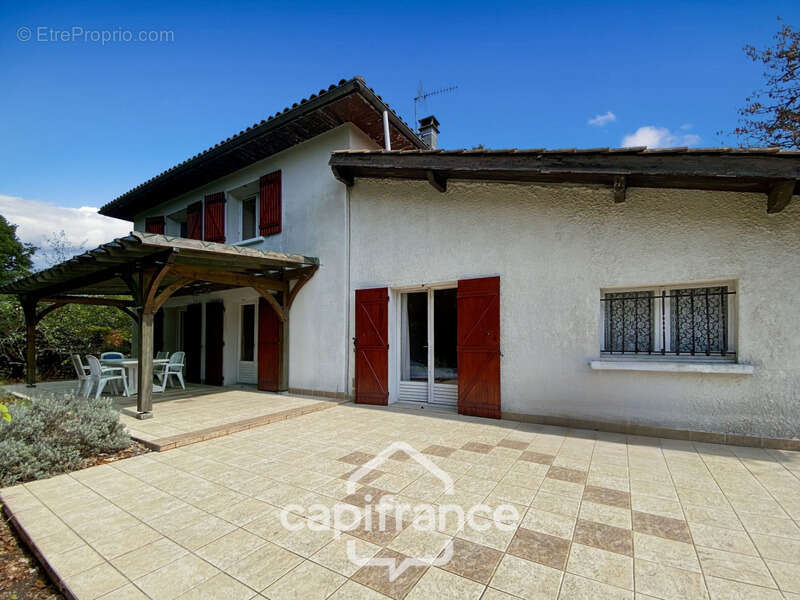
[398, 287, 458, 406]
[238, 303, 257, 384]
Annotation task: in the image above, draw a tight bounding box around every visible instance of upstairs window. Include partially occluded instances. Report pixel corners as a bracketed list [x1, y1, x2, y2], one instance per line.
[242, 195, 257, 241]
[601, 283, 736, 358]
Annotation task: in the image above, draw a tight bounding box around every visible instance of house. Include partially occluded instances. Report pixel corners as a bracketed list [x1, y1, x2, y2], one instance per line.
[6, 77, 800, 445]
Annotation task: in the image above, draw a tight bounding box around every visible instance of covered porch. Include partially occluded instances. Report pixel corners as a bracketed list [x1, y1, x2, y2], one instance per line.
[4, 379, 344, 451]
[0, 232, 319, 420]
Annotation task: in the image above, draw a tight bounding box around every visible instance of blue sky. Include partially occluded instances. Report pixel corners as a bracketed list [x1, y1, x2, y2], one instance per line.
[0, 0, 797, 254]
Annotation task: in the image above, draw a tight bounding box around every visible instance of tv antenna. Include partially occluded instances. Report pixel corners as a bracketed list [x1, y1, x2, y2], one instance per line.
[413, 82, 457, 128]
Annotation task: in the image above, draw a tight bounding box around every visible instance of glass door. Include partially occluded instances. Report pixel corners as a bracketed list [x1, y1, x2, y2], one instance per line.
[398, 287, 458, 406]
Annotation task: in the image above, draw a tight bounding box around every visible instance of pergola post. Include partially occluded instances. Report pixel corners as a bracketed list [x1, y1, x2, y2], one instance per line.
[21, 297, 38, 387]
[279, 294, 289, 392]
[136, 310, 154, 418]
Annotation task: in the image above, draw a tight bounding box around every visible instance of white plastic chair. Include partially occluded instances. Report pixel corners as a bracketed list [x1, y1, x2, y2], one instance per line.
[155, 351, 185, 390]
[71, 354, 91, 398]
[156, 351, 169, 360]
[86, 355, 129, 398]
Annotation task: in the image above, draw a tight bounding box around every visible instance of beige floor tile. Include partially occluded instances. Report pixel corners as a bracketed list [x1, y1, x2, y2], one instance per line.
[227, 541, 303, 591]
[214, 498, 279, 527]
[268, 518, 339, 557]
[705, 576, 783, 600]
[688, 522, 758, 556]
[738, 513, 800, 539]
[531, 491, 581, 518]
[91, 523, 163, 560]
[631, 495, 685, 520]
[634, 559, 708, 600]
[683, 505, 743, 530]
[633, 532, 700, 572]
[111, 537, 188, 580]
[538, 477, 584, 499]
[64, 562, 129, 599]
[263, 560, 346, 600]
[134, 554, 219, 600]
[311, 533, 381, 577]
[327, 580, 393, 599]
[351, 548, 429, 599]
[48, 544, 106, 578]
[147, 505, 209, 537]
[457, 516, 516, 551]
[521, 508, 576, 539]
[482, 587, 526, 599]
[32, 528, 85, 556]
[196, 528, 267, 569]
[766, 559, 800, 594]
[558, 573, 633, 599]
[491, 483, 536, 505]
[97, 583, 150, 599]
[750, 533, 800, 563]
[176, 572, 256, 600]
[697, 546, 776, 588]
[579, 501, 631, 530]
[490, 553, 563, 600]
[566, 543, 633, 590]
[388, 525, 452, 561]
[404, 567, 484, 600]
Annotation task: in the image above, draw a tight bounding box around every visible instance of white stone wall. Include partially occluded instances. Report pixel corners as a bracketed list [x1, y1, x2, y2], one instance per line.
[348, 178, 800, 438]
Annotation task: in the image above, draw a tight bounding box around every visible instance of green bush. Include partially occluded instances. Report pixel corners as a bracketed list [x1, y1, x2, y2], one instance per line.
[0, 393, 131, 486]
[0, 295, 132, 381]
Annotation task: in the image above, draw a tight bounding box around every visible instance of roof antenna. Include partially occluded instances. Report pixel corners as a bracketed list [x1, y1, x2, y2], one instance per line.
[413, 82, 457, 130]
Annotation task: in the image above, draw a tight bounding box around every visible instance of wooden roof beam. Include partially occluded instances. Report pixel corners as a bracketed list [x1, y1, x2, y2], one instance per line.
[767, 180, 796, 213]
[426, 170, 447, 193]
[613, 175, 627, 203]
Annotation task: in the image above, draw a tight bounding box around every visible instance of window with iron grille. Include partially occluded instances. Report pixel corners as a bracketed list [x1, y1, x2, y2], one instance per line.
[601, 283, 736, 358]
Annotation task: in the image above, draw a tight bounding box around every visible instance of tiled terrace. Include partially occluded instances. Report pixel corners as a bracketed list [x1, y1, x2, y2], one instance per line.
[4, 381, 342, 450]
[2, 402, 800, 599]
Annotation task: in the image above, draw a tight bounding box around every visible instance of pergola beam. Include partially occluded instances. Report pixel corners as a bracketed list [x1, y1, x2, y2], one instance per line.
[169, 265, 288, 293]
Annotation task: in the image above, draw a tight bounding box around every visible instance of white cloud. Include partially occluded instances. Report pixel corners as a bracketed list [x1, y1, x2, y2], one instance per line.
[0, 194, 131, 268]
[588, 111, 616, 127]
[621, 126, 701, 148]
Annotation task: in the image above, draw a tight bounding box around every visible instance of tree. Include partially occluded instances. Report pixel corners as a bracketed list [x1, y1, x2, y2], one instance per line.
[0, 215, 35, 285]
[733, 18, 800, 149]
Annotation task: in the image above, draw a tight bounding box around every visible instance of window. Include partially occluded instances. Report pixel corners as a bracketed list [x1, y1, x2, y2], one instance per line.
[242, 195, 257, 241]
[601, 283, 735, 358]
[240, 304, 255, 362]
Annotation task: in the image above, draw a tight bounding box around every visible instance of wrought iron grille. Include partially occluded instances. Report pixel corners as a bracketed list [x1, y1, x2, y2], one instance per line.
[601, 287, 734, 356]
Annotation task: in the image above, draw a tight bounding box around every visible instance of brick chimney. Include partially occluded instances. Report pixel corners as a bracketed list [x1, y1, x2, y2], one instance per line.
[418, 115, 440, 149]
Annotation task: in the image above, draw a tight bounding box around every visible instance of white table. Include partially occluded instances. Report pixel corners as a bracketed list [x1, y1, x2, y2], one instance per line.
[101, 358, 169, 396]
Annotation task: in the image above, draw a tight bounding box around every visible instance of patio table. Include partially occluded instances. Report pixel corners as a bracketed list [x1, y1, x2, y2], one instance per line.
[100, 358, 169, 396]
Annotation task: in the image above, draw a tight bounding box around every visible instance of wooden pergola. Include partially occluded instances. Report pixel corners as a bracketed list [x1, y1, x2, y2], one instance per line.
[0, 232, 318, 418]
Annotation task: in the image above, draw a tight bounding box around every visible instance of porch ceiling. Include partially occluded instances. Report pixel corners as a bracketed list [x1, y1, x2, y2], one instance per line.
[0, 231, 320, 298]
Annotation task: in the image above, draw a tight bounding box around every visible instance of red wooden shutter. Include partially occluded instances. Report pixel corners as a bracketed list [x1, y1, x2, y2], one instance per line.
[457, 276, 501, 418]
[258, 298, 282, 392]
[204, 192, 226, 243]
[187, 202, 203, 240]
[354, 288, 389, 405]
[259, 171, 282, 236]
[144, 216, 165, 234]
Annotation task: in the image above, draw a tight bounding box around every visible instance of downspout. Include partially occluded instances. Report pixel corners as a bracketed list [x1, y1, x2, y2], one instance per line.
[382, 111, 391, 151]
[344, 184, 351, 398]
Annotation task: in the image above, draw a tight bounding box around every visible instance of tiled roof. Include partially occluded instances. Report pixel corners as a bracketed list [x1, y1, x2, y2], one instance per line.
[101, 77, 424, 220]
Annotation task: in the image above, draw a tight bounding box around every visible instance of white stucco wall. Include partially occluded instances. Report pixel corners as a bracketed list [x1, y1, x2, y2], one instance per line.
[138, 124, 379, 394]
[348, 179, 800, 438]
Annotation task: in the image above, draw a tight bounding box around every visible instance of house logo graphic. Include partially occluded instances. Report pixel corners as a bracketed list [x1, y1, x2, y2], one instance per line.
[344, 441, 454, 579]
[279, 441, 519, 582]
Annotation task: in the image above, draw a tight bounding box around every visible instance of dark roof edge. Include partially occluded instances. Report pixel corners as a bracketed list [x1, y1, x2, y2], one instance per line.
[100, 77, 424, 218]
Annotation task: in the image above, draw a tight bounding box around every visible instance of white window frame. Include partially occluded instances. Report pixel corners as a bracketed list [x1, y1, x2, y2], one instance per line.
[600, 280, 737, 360]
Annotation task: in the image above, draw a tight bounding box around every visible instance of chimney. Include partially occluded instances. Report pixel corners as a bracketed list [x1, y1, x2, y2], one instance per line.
[418, 115, 440, 149]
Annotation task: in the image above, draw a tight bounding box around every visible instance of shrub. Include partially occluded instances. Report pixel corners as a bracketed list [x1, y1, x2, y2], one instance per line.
[0, 393, 130, 486]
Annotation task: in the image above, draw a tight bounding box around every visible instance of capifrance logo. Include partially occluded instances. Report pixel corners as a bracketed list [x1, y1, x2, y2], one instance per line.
[280, 441, 520, 580]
